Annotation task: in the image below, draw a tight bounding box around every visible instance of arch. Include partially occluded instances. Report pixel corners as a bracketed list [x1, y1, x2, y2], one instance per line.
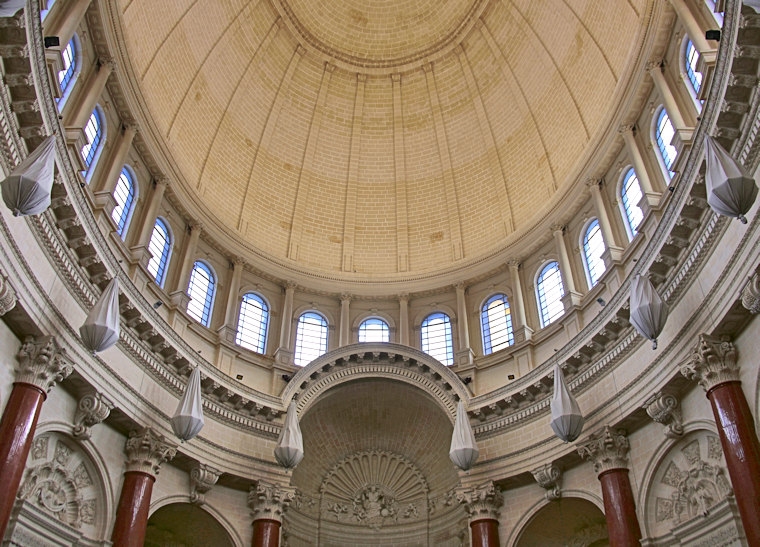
[580, 218, 607, 288]
[147, 217, 173, 288]
[56, 33, 81, 110]
[480, 293, 514, 355]
[294, 311, 329, 367]
[235, 291, 270, 353]
[535, 260, 565, 328]
[281, 343, 471, 420]
[186, 260, 217, 327]
[145, 500, 238, 547]
[653, 106, 677, 181]
[111, 165, 138, 239]
[508, 494, 607, 547]
[420, 311, 454, 366]
[357, 316, 391, 343]
[618, 166, 644, 240]
[81, 104, 106, 181]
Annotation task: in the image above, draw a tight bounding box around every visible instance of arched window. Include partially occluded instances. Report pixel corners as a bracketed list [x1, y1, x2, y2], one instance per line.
[481, 294, 514, 355]
[294, 312, 328, 367]
[536, 262, 565, 328]
[421, 312, 454, 366]
[81, 106, 104, 177]
[111, 166, 137, 238]
[582, 219, 607, 288]
[620, 168, 644, 239]
[58, 36, 77, 97]
[235, 293, 270, 354]
[147, 217, 172, 288]
[358, 317, 390, 343]
[186, 261, 216, 327]
[684, 39, 703, 96]
[654, 107, 677, 180]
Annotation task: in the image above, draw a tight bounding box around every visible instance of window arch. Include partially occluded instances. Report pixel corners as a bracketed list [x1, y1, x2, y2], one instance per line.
[57, 35, 78, 100]
[620, 168, 644, 239]
[358, 317, 390, 343]
[186, 261, 216, 327]
[294, 312, 329, 367]
[684, 39, 703, 97]
[421, 312, 454, 366]
[147, 217, 172, 288]
[481, 294, 514, 355]
[581, 219, 607, 288]
[654, 107, 677, 180]
[235, 293, 270, 354]
[111, 166, 137, 238]
[81, 105, 105, 178]
[536, 261, 565, 328]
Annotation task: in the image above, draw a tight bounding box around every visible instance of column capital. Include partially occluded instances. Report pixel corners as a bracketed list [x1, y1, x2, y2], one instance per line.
[680, 334, 739, 392]
[456, 481, 503, 521]
[124, 427, 177, 476]
[646, 58, 664, 73]
[340, 293, 352, 303]
[98, 56, 116, 73]
[618, 123, 636, 135]
[550, 223, 565, 235]
[507, 258, 521, 270]
[14, 336, 72, 393]
[72, 391, 113, 439]
[284, 280, 297, 291]
[247, 481, 296, 523]
[0, 272, 17, 315]
[190, 463, 221, 505]
[584, 177, 603, 189]
[643, 391, 683, 438]
[153, 176, 170, 190]
[397, 293, 409, 302]
[232, 256, 247, 267]
[531, 463, 562, 501]
[577, 426, 630, 475]
[741, 271, 760, 314]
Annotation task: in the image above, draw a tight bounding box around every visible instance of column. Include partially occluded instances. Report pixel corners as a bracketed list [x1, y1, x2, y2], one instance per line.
[42, 0, 92, 48]
[507, 259, 533, 343]
[92, 121, 137, 197]
[129, 177, 168, 267]
[456, 482, 503, 547]
[577, 426, 642, 546]
[668, 0, 717, 60]
[0, 337, 72, 539]
[618, 124, 660, 207]
[247, 481, 295, 547]
[398, 294, 410, 346]
[551, 224, 582, 308]
[647, 60, 694, 145]
[455, 283, 474, 366]
[218, 258, 246, 342]
[680, 334, 760, 545]
[585, 179, 624, 265]
[168, 222, 202, 308]
[274, 282, 296, 365]
[111, 428, 176, 547]
[61, 57, 115, 130]
[0, 272, 17, 315]
[339, 294, 351, 346]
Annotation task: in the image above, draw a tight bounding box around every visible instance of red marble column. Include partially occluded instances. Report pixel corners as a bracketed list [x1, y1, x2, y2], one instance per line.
[0, 383, 45, 540]
[251, 519, 280, 547]
[470, 518, 500, 547]
[598, 468, 643, 547]
[707, 381, 760, 545]
[111, 471, 155, 547]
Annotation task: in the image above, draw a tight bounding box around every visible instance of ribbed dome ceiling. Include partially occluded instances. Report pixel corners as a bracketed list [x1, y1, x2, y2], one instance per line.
[117, 0, 646, 280]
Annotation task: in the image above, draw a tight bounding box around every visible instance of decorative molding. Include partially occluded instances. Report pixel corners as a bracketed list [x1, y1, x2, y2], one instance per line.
[577, 426, 630, 475]
[740, 270, 760, 313]
[72, 392, 113, 440]
[123, 428, 176, 476]
[456, 481, 503, 521]
[247, 481, 295, 524]
[0, 270, 17, 315]
[680, 334, 739, 392]
[14, 336, 73, 394]
[531, 463, 562, 501]
[644, 391, 683, 438]
[189, 463, 221, 505]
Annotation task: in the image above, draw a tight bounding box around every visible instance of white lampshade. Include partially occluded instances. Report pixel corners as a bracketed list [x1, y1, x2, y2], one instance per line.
[274, 401, 304, 469]
[79, 277, 120, 353]
[449, 401, 479, 471]
[171, 367, 205, 442]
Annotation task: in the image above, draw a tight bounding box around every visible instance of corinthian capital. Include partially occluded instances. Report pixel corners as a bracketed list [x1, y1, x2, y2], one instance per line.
[248, 481, 296, 523]
[124, 428, 177, 476]
[680, 334, 739, 392]
[456, 481, 503, 521]
[577, 426, 630, 475]
[14, 336, 72, 393]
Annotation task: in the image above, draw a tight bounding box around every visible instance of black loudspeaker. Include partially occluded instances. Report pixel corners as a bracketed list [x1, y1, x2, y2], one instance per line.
[705, 30, 721, 41]
[44, 36, 60, 48]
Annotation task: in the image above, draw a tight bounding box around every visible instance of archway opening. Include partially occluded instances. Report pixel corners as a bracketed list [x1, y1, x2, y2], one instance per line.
[145, 503, 234, 547]
[515, 497, 608, 547]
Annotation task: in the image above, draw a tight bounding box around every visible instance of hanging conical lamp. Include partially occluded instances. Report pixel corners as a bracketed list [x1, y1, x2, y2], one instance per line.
[0, 0, 25, 17]
[744, 1, 760, 14]
[1, 135, 56, 216]
[79, 277, 120, 353]
[550, 364, 584, 442]
[274, 401, 304, 469]
[170, 367, 205, 442]
[449, 400, 479, 471]
[629, 274, 668, 349]
[704, 135, 758, 224]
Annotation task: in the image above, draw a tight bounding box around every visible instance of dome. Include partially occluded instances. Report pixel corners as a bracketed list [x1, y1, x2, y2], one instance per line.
[115, 0, 645, 284]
